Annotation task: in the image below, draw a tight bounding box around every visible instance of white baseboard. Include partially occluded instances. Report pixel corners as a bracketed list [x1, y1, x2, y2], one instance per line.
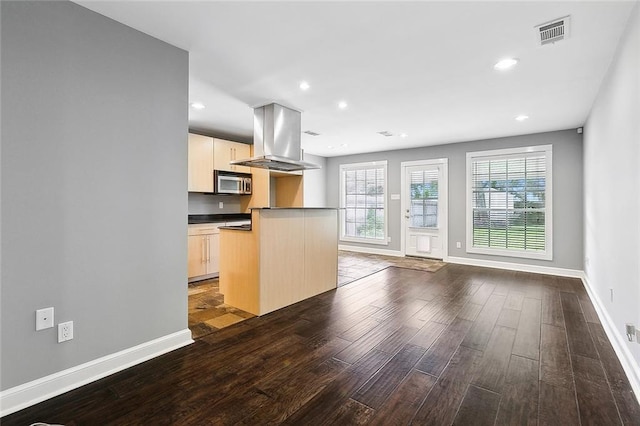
[447, 256, 583, 278]
[581, 275, 640, 404]
[339, 244, 403, 257]
[0, 329, 193, 417]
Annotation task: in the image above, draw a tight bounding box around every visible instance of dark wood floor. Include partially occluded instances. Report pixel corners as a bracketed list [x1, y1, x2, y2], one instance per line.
[187, 250, 446, 339]
[4, 264, 640, 425]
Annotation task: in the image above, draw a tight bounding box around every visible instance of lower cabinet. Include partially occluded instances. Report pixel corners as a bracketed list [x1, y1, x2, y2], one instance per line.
[187, 225, 221, 281]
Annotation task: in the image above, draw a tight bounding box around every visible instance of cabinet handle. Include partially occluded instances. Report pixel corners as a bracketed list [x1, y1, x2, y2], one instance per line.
[201, 237, 205, 263]
[207, 237, 211, 262]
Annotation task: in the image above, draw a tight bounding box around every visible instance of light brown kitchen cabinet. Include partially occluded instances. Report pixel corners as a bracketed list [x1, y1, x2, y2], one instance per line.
[220, 208, 338, 316]
[214, 138, 251, 174]
[241, 169, 303, 211]
[188, 133, 214, 192]
[274, 172, 304, 208]
[187, 225, 221, 281]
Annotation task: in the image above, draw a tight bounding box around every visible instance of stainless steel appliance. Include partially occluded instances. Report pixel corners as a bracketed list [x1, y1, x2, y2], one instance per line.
[214, 170, 252, 195]
[230, 103, 320, 172]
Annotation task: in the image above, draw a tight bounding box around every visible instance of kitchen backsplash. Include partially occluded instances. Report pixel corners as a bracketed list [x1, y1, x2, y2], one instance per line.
[188, 193, 242, 215]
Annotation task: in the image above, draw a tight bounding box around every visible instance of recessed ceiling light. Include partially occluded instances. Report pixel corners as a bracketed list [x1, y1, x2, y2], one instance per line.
[515, 115, 529, 121]
[494, 58, 519, 71]
[327, 145, 334, 149]
[190, 102, 205, 110]
[338, 101, 348, 110]
[400, 133, 408, 138]
[341, 144, 348, 148]
[299, 81, 310, 91]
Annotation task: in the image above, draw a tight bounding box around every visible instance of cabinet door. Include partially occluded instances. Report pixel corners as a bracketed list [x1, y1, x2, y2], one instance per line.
[213, 139, 234, 172]
[206, 233, 220, 275]
[188, 134, 214, 192]
[214, 138, 252, 173]
[187, 235, 207, 278]
[232, 142, 251, 174]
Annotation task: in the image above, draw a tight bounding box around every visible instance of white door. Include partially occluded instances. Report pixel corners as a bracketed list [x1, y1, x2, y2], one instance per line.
[402, 160, 447, 260]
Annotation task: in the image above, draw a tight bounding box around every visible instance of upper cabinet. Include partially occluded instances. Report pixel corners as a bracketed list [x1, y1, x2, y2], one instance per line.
[214, 138, 251, 174]
[187, 133, 303, 206]
[188, 133, 253, 193]
[188, 133, 214, 193]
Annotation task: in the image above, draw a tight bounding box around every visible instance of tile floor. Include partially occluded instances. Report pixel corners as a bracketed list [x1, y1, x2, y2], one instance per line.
[337, 250, 446, 286]
[188, 250, 447, 339]
[188, 279, 255, 339]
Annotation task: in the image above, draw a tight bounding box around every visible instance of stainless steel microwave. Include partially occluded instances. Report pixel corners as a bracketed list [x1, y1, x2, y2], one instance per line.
[214, 170, 252, 195]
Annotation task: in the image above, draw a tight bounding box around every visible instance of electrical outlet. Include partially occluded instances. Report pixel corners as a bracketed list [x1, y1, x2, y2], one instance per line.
[58, 321, 74, 343]
[456, 242, 462, 249]
[36, 307, 54, 331]
[624, 324, 636, 342]
[626, 324, 636, 342]
[219, 201, 224, 209]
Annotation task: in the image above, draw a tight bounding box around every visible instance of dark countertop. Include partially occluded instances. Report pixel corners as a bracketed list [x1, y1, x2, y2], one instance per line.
[188, 213, 251, 224]
[249, 207, 339, 210]
[219, 224, 252, 231]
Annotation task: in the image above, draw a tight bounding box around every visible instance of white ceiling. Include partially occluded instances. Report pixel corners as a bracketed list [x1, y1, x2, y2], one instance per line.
[75, 1, 635, 157]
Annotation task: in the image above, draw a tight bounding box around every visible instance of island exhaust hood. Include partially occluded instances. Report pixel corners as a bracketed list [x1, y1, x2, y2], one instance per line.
[230, 103, 320, 172]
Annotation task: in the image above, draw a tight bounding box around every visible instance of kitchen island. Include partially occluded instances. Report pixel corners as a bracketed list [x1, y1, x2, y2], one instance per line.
[219, 208, 338, 316]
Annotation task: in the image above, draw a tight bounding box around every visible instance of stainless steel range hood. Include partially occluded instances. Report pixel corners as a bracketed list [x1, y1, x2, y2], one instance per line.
[230, 103, 320, 172]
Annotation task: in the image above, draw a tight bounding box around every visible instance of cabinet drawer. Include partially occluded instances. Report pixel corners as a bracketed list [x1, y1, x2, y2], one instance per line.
[188, 224, 222, 236]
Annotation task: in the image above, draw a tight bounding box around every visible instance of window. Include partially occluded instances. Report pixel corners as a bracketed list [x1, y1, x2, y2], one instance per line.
[340, 161, 387, 244]
[466, 145, 552, 260]
[410, 169, 439, 228]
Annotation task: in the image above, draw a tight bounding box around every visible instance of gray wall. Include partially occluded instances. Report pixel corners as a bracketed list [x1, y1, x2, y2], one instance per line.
[188, 193, 242, 214]
[584, 2, 640, 365]
[327, 129, 583, 270]
[1, 1, 188, 390]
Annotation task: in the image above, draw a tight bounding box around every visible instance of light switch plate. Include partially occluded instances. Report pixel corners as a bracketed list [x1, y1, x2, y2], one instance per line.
[36, 307, 54, 331]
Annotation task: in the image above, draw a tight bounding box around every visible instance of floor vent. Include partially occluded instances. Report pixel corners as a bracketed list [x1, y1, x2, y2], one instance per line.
[377, 131, 394, 137]
[535, 16, 570, 46]
[303, 130, 320, 136]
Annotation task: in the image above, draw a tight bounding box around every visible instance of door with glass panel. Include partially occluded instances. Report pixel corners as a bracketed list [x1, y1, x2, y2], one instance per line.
[404, 163, 446, 259]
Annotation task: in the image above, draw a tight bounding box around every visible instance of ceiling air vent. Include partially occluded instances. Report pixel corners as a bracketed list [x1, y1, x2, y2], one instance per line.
[303, 130, 320, 136]
[377, 131, 393, 137]
[535, 16, 570, 46]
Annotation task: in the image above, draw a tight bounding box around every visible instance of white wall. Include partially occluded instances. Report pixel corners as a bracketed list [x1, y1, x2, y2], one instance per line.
[584, 0, 640, 383]
[1, 1, 188, 391]
[303, 153, 327, 207]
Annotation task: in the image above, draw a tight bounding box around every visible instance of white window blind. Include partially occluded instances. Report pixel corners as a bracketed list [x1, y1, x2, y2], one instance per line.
[466, 145, 552, 260]
[340, 161, 387, 244]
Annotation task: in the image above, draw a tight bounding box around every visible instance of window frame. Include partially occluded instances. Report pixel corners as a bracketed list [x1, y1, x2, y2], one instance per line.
[465, 145, 553, 260]
[339, 160, 388, 245]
